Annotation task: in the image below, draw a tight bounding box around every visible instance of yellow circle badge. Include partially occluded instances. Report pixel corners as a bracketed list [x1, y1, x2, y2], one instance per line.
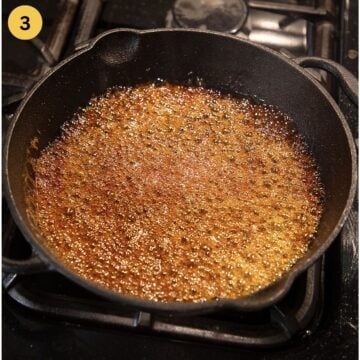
[8, 5, 43, 40]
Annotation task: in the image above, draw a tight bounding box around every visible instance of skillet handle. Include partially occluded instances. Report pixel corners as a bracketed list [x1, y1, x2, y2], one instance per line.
[2, 254, 49, 274]
[294, 57, 358, 106]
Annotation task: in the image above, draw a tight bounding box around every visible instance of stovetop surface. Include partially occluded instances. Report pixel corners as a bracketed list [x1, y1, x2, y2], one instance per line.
[2, 0, 358, 359]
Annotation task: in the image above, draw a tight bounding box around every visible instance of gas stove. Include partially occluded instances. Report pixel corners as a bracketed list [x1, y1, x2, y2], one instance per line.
[2, 1, 358, 359]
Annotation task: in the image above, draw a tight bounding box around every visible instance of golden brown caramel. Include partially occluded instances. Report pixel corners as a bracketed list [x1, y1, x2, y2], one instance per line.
[27, 84, 323, 302]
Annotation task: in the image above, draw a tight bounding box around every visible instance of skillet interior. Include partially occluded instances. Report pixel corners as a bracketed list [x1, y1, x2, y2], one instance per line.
[5, 29, 356, 313]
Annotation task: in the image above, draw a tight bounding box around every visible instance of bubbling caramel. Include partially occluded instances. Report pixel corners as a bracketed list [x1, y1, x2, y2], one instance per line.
[27, 84, 323, 302]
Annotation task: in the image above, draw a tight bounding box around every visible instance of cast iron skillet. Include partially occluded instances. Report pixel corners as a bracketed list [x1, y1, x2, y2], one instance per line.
[3, 29, 358, 314]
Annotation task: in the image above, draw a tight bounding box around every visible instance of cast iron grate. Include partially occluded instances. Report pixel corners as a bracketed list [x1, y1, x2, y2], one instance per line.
[3, 198, 324, 347]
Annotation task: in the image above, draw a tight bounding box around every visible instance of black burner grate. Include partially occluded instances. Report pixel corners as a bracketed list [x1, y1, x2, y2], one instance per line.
[2, 258, 324, 347]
